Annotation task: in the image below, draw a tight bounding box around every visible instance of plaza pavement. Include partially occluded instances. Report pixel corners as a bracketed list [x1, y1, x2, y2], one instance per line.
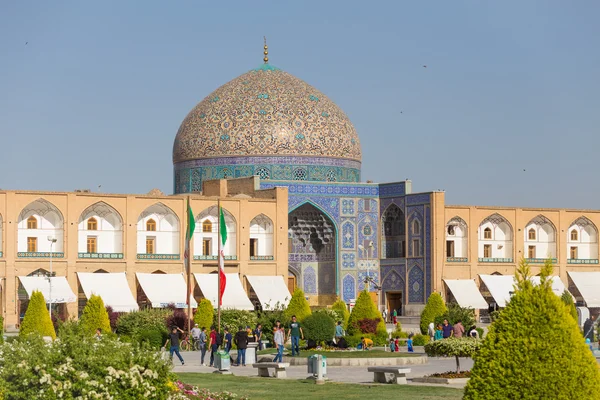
[172, 350, 473, 389]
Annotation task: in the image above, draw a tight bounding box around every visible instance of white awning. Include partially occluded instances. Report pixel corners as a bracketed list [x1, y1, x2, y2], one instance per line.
[246, 275, 291, 309]
[77, 272, 139, 312]
[480, 274, 569, 307]
[194, 273, 254, 310]
[568, 272, 600, 307]
[18, 276, 77, 304]
[479, 275, 516, 308]
[443, 279, 488, 309]
[136, 273, 197, 309]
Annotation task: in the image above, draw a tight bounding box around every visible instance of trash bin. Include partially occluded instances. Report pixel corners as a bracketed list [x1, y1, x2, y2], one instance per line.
[215, 350, 230, 370]
[307, 355, 317, 374]
[307, 354, 327, 377]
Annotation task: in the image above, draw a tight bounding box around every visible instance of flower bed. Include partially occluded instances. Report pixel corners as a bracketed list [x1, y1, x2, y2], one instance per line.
[429, 371, 471, 379]
[412, 370, 471, 385]
[168, 381, 248, 400]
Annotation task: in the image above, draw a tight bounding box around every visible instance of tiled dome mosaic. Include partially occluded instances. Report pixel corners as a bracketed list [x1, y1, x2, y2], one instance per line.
[173, 64, 362, 163]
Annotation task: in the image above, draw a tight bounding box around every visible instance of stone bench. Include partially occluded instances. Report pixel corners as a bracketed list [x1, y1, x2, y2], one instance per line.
[252, 362, 290, 379]
[367, 366, 411, 384]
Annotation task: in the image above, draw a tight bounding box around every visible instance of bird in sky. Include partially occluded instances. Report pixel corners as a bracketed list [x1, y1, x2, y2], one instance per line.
[25, 42, 28, 45]
[422, 65, 427, 68]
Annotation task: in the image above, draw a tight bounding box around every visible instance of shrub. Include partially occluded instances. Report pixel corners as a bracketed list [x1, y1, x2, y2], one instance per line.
[420, 292, 447, 334]
[106, 306, 123, 331]
[79, 294, 111, 335]
[357, 318, 380, 334]
[19, 291, 55, 340]
[194, 299, 214, 330]
[463, 259, 600, 399]
[425, 337, 482, 373]
[303, 311, 335, 344]
[412, 333, 428, 346]
[216, 309, 258, 332]
[284, 288, 312, 322]
[347, 290, 385, 336]
[561, 290, 578, 322]
[435, 303, 475, 330]
[138, 327, 166, 350]
[166, 308, 193, 331]
[0, 331, 172, 399]
[331, 299, 350, 328]
[475, 327, 484, 339]
[257, 306, 288, 344]
[0, 315, 4, 344]
[115, 309, 170, 344]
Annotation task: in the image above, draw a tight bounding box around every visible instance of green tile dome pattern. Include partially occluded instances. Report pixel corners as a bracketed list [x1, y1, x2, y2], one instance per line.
[172, 64, 362, 164]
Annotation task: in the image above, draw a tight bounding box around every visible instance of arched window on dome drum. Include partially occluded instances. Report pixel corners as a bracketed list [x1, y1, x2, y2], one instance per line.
[27, 216, 37, 230]
[87, 217, 98, 231]
[146, 219, 156, 232]
[202, 220, 212, 233]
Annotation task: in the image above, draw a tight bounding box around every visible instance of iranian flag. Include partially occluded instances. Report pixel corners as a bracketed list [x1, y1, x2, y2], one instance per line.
[184, 199, 195, 262]
[218, 207, 227, 306]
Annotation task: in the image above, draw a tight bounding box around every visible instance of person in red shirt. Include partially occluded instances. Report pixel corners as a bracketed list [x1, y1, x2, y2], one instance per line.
[208, 326, 219, 367]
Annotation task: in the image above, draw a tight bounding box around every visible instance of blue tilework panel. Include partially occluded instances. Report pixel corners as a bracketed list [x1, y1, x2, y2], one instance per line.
[408, 264, 424, 303]
[425, 205, 432, 299]
[341, 199, 356, 216]
[343, 274, 357, 302]
[358, 271, 379, 292]
[379, 182, 407, 198]
[303, 266, 317, 294]
[406, 193, 431, 205]
[342, 219, 356, 249]
[260, 182, 379, 198]
[342, 252, 356, 269]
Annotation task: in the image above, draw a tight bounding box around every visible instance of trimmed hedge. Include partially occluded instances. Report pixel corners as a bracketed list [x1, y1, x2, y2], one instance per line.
[20, 291, 55, 340]
[303, 311, 335, 344]
[420, 292, 447, 334]
[464, 259, 600, 399]
[284, 288, 312, 322]
[79, 294, 111, 335]
[412, 333, 428, 346]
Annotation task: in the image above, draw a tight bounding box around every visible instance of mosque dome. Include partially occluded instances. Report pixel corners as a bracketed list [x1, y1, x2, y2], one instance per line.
[172, 47, 362, 193]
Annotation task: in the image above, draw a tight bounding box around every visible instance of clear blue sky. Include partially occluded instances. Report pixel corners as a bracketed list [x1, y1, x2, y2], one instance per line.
[1, 1, 599, 208]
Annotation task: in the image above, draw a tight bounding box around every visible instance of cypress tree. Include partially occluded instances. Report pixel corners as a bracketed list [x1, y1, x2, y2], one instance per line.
[79, 294, 111, 335]
[20, 291, 56, 339]
[464, 259, 600, 399]
[420, 292, 447, 334]
[347, 290, 385, 336]
[194, 298, 214, 329]
[284, 288, 312, 322]
[560, 290, 578, 322]
[331, 298, 350, 329]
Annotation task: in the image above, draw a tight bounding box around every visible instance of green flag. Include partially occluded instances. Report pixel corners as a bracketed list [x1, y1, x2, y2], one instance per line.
[186, 200, 195, 241]
[219, 207, 227, 245]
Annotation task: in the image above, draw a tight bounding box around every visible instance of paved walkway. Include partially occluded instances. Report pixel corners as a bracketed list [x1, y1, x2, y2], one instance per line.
[172, 350, 473, 388]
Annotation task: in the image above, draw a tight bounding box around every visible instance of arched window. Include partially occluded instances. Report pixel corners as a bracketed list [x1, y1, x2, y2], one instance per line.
[571, 229, 578, 241]
[87, 217, 98, 231]
[146, 219, 156, 232]
[484, 227, 492, 239]
[27, 216, 37, 230]
[528, 228, 536, 241]
[202, 220, 212, 233]
[412, 220, 420, 235]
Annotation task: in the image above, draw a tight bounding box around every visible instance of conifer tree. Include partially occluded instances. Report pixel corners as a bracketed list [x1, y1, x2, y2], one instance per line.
[347, 290, 386, 336]
[284, 288, 312, 322]
[332, 298, 350, 329]
[20, 291, 56, 339]
[79, 294, 111, 335]
[420, 292, 447, 334]
[194, 298, 214, 329]
[560, 290, 578, 322]
[464, 259, 600, 399]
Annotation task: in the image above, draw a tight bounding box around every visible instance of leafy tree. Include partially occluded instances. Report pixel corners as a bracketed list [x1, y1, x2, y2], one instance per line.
[20, 291, 56, 340]
[283, 288, 312, 322]
[347, 290, 386, 336]
[303, 311, 335, 344]
[194, 299, 214, 329]
[425, 337, 482, 373]
[420, 292, 447, 334]
[560, 290, 578, 322]
[464, 259, 600, 399]
[79, 294, 111, 335]
[435, 303, 476, 330]
[215, 309, 258, 332]
[331, 298, 350, 329]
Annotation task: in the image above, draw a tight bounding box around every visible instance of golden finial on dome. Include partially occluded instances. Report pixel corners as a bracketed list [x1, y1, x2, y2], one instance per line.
[263, 36, 269, 64]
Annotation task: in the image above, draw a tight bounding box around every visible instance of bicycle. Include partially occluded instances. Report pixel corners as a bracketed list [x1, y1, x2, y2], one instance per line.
[180, 333, 199, 351]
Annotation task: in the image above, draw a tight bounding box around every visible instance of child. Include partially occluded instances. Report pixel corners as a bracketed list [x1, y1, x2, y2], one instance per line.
[407, 332, 414, 353]
[394, 336, 400, 352]
[389, 338, 396, 352]
[435, 324, 444, 341]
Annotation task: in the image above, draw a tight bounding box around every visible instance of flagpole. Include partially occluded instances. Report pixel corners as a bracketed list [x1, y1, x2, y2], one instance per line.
[186, 196, 192, 335]
[217, 198, 221, 334]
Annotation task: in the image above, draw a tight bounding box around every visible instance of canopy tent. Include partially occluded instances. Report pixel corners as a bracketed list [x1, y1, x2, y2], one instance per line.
[480, 274, 569, 307]
[568, 272, 600, 307]
[136, 273, 197, 308]
[18, 276, 77, 303]
[443, 279, 488, 309]
[194, 273, 254, 310]
[77, 272, 139, 312]
[246, 275, 291, 309]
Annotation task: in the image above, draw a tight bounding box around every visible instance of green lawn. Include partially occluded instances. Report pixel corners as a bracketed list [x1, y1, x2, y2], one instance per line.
[178, 373, 463, 400]
[257, 349, 421, 358]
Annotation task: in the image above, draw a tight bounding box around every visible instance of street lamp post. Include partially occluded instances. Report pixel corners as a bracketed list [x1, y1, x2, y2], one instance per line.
[48, 236, 57, 320]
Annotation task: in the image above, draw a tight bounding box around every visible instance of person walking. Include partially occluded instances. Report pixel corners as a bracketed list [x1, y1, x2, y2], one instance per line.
[254, 324, 263, 350]
[164, 326, 185, 365]
[198, 327, 208, 366]
[392, 309, 398, 325]
[453, 319, 465, 338]
[334, 321, 345, 345]
[191, 323, 201, 349]
[234, 326, 249, 366]
[224, 327, 233, 353]
[272, 322, 285, 363]
[208, 325, 220, 368]
[442, 319, 454, 339]
[287, 315, 304, 356]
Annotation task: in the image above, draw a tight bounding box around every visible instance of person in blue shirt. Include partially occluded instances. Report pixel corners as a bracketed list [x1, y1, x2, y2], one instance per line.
[254, 324, 263, 350]
[334, 321, 345, 345]
[407, 333, 414, 352]
[223, 327, 233, 353]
